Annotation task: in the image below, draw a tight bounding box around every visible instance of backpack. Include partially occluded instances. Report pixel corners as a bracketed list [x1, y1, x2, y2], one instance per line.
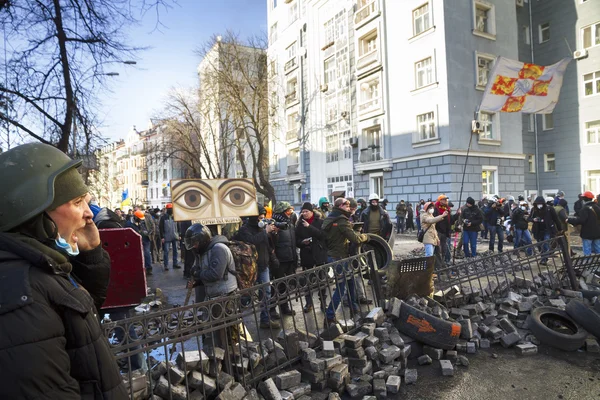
[226, 240, 258, 290]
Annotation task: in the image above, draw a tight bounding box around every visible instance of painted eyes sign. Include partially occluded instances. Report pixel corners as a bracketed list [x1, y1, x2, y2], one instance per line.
[170, 178, 259, 224]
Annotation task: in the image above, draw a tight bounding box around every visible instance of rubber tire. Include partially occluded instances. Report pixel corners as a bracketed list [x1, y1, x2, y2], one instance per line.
[395, 301, 461, 350]
[565, 300, 600, 340]
[529, 306, 588, 351]
[359, 233, 393, 270]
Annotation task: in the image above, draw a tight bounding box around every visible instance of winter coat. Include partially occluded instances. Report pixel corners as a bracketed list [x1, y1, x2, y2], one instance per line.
[395, 203, 407, 217]
[271, 213, 297, 263]
[159, 213, 179, 242]
[125, 220, 151, 243]
[567, 201, 600, 240]
[236, 221, 273, 271]
[420, 210, 445, 245]
[554, 205, 569, 232]
[461, 205, 483, 232]
[295, 213, 328, 267]
[360, 206, 393, 240]
[433, 201, 456, 237]
[192, 235, 238, 299]
[484, 205, 505, 226]
[574, 199, 584, 216]
[528, 202, 561, 239]
[510, 207, 529, 230]
[93, 208, 124, 229]
[322, 207, 368, 259]
[0, 233, 127, 400]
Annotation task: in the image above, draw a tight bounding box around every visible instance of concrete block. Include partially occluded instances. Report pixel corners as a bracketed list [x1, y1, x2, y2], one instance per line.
[379, 345, 401, 363]
[176, 350, 209, 372]
[217, 371, 235, 390]
[166, 366, 186, 385]
[500, 332, 521, 348]
[365, 335, 380, 348]
[365, 307, 385, 326]
[346, 381, 372, 397]
[188, 371, 217, 395]
[466, 342, 477, 354]
[216, 382, 246, 400]
[586, 338, 600, 353]
[445, 350, 458, 361]
[345, 332, 368, 349]
[323, 340, 335, 358]
[279, 391, 293, 400]
[459, 319, 473, 340]
[417, 355, 432, 365]
[302, 348, 317, 361]
[516, 343, 538, 355]
[373, 378, 386, 399]
[479, 339, 491, 349]
[346, 347, 366, 359]
[404, 369, 418, 385]
[386, 375, 401, 394]
[387, 298, 402, 319]
[440, 360, 454, 376]
[259, 378, 283, 400]
[288, 383, 311, 398]
[275, 370, 301, 390]
[153, 376, 187, 400]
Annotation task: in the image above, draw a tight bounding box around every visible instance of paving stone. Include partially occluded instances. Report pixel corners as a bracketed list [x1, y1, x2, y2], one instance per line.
[389, 333, 404, 347]
[346, 347, 366, 358]
[499, 318, 517, 334]
[188, 372, 217, 396]
[302, 348, 316, 361]
[365, 346, 378, 361]
[259, 378, 283, 400]
[372, 378, 386, 399]
[374, 327, 390, 342]
[216, 382, 246, 400]
[275, 370, 301, 390]
[387, 298, 402, 319]
[279, 390, 293, 400]
[500, 332, 521, 348]
[346, 381, 372, 397]
[361, 323, 376, 336]
[329, 363, 349, 381]
[322, 324, 345, 340]
[440, 360, 454, 376]
[300, 367, 325, 384]
[242, 388, 260, 400]
[417, 354, 432, 365]
[498, 304, 519, 318]
[176, 350, 210, 372]
[345, 332, 368, 349]
[348, 357, 370, 368]
[586, 338, 600, 353]
[288, 383, 311, 398]
[549, 299, 566, 308]
[459, 319, 473, 340]
[308, 358, 325, 372]
[366, 307, 386, 325]
[217, 371, 235, 390]
[423, 346, 443, 360]
[154, 376, 188, 400]
[323, 354, 343, 369]
[445, 350, 458, 361]
[487, 326, 504, 340]
[516, 343, 538, 355]
[399, 344, 411, 360]
[386, 375, 401, 394]
[404, 369, 418, 385]
[457, 355, 469, 367]
[351, 361, 373, 375]
[466, 342, 477, 354]
[455, 342, 467, 353]
[379, 345, 401, 363]
[323, 341, 335, 358]
[327, 393, 341, 400]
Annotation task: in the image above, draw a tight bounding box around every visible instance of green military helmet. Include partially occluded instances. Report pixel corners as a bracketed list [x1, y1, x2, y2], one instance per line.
[0, 143, 82, 232]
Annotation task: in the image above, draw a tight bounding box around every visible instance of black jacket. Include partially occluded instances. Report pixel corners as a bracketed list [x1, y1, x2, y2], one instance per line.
[0, 233, 127, 400]
[528, 203, 561, 239]
[510, 207, 529, 230]
[360, 206, 393, 240]
[484, 205, 505, 226]
[235, 221, 273, 271]
[567, 201, 600, 240]
[271, 213, 297, 263]
[295, 213, 328, 267]
[461, 205, 483, 232]
[574, 199, 584, 216]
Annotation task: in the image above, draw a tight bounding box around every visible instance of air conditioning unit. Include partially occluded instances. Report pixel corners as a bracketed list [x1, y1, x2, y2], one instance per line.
[516, 0, 524, 7]
[349, 137, 359, 147]
[340, 111, 349, 119]
[573, 49, 588, 60]
[471, 120, 482, 133]
[320, 84, 329, 92]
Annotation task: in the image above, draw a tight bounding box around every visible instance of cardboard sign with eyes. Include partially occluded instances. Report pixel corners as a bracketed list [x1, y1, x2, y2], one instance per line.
[170, 178, 259, 222]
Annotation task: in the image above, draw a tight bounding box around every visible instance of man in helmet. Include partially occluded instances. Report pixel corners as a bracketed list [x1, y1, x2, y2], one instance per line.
[566, 191, 600, 256]
[0, 143, 127, 399]
[159, 203, 181, 270]
[126, 210, 154, 275]
[318, 196, 331, 217]
[360, 193, 392, 240]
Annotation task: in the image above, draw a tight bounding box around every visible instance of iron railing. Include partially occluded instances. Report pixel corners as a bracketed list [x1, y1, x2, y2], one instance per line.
[104, 251, 382, 399]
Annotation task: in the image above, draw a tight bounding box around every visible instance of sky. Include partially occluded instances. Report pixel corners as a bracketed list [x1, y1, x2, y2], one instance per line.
[98, 0, 267, 141]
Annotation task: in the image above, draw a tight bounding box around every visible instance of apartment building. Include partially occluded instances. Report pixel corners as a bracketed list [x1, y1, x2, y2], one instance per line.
[268, 0, 530, 206]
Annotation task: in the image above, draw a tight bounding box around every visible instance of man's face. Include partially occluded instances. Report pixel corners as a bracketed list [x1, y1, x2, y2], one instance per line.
[323, 202, 330, 209]
[47, 193, 93, 245]
[285, 208, 293, 217]
[258, 213, 265, 221]
[340, 200, 351, 211]
[300, 209, 313, 220]
[440, 198, 448, 206]
[370, 200, 378, 207]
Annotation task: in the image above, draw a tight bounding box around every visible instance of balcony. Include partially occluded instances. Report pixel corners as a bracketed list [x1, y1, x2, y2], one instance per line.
[359, 97, 380, 114]
[356, 50, 379, 71]
[355, 0, 380, 29]
[359, 146, 382, 163]
[287, 163, 299, 175]
[284, 57, 297, 73]
[286, 129, 299, 141]
[285, 91, 298, 106]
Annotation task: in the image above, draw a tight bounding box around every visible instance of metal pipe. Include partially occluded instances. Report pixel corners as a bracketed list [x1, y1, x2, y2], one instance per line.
[529, 0, 541, 193]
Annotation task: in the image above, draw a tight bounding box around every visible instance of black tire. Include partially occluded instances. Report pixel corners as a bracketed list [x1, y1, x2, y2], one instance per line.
[529, 307, 588, 351]
[359, 233, 393, 270]
[565, 300, 600, 340]
[395, 301, 462, 350]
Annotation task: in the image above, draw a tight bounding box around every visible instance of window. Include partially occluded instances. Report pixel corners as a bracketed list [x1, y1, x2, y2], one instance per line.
[340, 130, 352, 159]
[288, 1, 298, 23]
[584, 71, 600, 96]
[523, 25, 530, 45]
[415, 57, 433, 89]
[482, 168, 496, 196]
[324, 18, 334, 46]
[371, 175, 383, 199]
[163, 169, 167, 180]
[324, 57, 336, 86]
[585, 120, 600, 144]
[476, 54, 494, 88]
[358, 30, 378, 57]
[539, 22, 550, 43]
[334, 11, 347, 41]
[271, 154, 280, 172]
[473, 1, 496, 37]
[359, 76, 380, 113]
[336, 48, 349, 81]
[413, 3, 431, 36]
[586, 170, 600, 193]
[326, 96, 337, 123]
[528, 154, 536, 173]
[361, 125, 382, 162]
[479, 112, 494, 139]
[544, 153, 555, 172]
[286, 42, 297, 62]
[326, 133, 339, 163]
[286, 77, 298, 104]
[528, 114, 535, 132]
[269, 22, 278, 44]
[287, 112, 299, 141]
[417, 112, 436, 141]
[271, 0, 277, 9]
[289, 149, 299, 166]
[582, 22, 600, 49]
[543, 113, 554, 130]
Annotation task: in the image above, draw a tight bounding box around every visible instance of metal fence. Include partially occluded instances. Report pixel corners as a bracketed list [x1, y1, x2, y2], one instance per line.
[433, 236, 578, 306]
[104, 251, 382, 399]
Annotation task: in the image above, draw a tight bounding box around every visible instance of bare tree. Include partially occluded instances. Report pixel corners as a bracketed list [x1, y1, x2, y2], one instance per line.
[0, 0, 171, 152]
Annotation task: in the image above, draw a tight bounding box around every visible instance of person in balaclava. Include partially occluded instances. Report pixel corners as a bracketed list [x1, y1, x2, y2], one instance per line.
[235, 204, 281, 328]
[360, 193, 392, 240]
[528, 196, 561, 265]
[0, 143, 127, 399]
[318, 196, 331, 217]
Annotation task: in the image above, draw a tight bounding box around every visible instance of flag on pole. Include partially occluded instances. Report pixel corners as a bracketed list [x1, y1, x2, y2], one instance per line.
[479, 56, 571, 114]
[121, 189, 131, 208]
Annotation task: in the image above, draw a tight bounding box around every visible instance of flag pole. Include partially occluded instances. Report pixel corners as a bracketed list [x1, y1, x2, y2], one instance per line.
[452, 107, 479, 265]
[528, 0, 541, 194]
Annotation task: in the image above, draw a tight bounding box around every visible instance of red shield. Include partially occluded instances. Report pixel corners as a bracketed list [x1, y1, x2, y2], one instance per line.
[100, 228, 147, 309]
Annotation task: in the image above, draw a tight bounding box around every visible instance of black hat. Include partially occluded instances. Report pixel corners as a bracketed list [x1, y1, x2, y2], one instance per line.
[466, 197, 475, 205]
[257, 204, 266, 215]
[301, 202, 313, 212]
